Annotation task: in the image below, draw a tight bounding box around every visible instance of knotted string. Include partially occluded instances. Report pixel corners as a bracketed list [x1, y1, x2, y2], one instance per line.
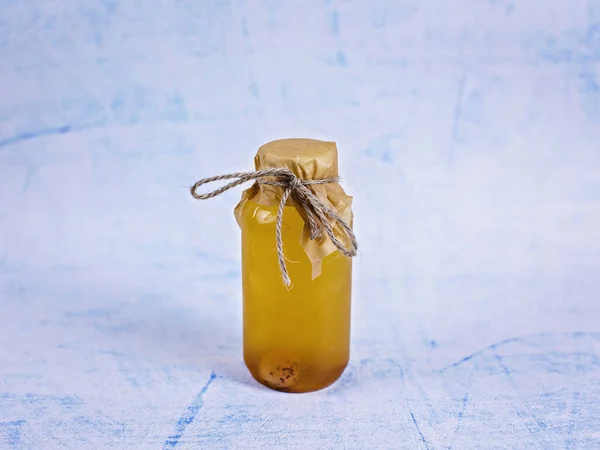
[190, 167, 357, 286]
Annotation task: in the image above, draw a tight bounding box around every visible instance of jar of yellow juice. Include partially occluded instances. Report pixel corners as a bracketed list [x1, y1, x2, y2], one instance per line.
[191, 138, 356, 393]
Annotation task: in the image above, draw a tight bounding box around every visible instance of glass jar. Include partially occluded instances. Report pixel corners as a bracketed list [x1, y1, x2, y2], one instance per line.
[236, 139, 354, 393]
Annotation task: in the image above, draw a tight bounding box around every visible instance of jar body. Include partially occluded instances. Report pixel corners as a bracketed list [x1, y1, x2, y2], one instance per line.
[240, 199, 352, 393]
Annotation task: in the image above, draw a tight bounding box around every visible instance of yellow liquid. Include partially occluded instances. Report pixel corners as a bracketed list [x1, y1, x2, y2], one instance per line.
[241, 199, 352, 393]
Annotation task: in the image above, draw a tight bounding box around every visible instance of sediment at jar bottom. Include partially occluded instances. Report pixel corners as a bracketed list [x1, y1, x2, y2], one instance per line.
[244, 348, 349, 393]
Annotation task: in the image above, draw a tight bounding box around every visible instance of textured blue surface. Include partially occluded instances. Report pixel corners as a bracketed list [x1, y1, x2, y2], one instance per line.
[1, 1, 600, 448]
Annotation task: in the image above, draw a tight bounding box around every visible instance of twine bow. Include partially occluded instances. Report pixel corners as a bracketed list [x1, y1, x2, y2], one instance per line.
[190, 167, 357, 286]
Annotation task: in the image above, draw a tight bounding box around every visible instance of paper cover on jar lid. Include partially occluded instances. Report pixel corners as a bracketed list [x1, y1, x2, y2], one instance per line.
[233, 138, 354, 279]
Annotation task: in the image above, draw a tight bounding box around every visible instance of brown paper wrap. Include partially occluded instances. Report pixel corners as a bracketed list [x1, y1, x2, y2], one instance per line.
[233, 138, 353, 279]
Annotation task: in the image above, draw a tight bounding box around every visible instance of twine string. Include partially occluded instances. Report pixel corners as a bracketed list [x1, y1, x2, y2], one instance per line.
[190, 167, 357, 286]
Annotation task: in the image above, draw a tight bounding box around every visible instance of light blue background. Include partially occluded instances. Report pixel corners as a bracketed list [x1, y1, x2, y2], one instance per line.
[1, 1, 599, 448]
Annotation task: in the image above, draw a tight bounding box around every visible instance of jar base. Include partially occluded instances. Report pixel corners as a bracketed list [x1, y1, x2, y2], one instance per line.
[244, 350, 348, 393]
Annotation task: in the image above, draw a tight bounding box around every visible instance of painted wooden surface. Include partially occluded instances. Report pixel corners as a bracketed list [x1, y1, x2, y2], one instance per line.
[1, 1, 599, 448]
